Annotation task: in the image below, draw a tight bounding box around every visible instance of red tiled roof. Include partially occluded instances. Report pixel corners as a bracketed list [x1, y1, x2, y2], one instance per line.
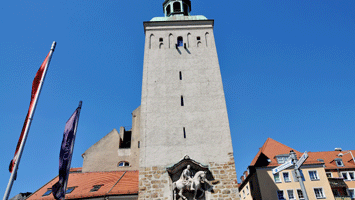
[27, 170, 138, 200]
[250, 138, 321, 167]
[308, 150, 355, 170]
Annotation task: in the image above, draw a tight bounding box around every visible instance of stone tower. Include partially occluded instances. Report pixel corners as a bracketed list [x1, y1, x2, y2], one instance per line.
[139, 0, 239, 199]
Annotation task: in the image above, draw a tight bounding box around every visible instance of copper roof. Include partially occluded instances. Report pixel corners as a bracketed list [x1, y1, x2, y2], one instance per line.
[27, 170, 138, 200]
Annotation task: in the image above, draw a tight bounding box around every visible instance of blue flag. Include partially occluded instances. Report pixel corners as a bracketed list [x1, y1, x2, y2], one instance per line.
[52, 103, 82, 200]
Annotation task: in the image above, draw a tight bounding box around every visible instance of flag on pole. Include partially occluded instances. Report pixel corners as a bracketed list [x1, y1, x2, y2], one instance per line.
[9, 51, 53, 173]
[52, 102, 82, 200]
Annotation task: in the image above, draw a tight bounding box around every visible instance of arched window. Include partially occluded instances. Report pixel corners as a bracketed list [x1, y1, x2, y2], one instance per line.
[187, 33, 191, 47]
[177, 36, 183, 47]
[149, 34, 154, 49]
[169, 33, 173, 48]
[183, 4, 188, 16]
[166, 5, 171, 16]
[205, 32, 209, 47]
[118, 161, 130, 167]
[173, 2, 181, 12]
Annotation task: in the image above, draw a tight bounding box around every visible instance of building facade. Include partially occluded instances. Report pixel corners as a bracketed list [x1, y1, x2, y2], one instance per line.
[239, 138, 355, 200]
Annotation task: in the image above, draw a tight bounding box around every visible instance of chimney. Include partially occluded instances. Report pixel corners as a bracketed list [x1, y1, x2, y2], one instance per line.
[335, 148, 342, 151]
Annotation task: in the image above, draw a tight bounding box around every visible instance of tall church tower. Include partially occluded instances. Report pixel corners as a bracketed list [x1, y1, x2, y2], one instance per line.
[139, 1, 239, 199]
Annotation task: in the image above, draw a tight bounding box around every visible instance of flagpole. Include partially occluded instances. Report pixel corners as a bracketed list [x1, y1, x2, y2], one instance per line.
[61, 101, 82, 200]
[3, 41, 56, 200]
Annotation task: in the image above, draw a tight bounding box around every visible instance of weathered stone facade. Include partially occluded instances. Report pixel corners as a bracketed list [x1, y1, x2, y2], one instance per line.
[138, 153, 238, 200]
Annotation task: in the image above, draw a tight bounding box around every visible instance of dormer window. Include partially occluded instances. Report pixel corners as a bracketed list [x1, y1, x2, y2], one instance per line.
[276, 155, 289, 164]
[335, 158, 344, 167]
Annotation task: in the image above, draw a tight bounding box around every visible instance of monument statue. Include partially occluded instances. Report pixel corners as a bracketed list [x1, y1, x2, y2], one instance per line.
[172, 165, 213, 200]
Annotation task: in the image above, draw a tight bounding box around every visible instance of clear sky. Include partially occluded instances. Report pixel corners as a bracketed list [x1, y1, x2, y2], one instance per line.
[1, 0, 354, 198]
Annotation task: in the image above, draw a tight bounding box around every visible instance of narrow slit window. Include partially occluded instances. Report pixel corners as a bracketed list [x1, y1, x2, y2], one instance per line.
[183, 127, 186, 138]
[138, 141, 140, 148]
[181, 95, 184, 106]
[179, 71, 182, 80]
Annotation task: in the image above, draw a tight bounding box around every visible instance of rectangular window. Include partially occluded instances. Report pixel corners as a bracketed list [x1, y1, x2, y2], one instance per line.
[297, 189, 305, 200]
[326, 172, 332, 178]
[183, 127, 186, 138]
[349, 172, 355, 180]
[283, 172, 291, 182]
[246, 185, 249, 194]
[287, 189, 295, 200]
[308, 170, 319, 181]
[348, 189, 355, 198]
[181, 95, 184, 106]
[342, 172, 349, 180]
[277, 190, 285, 200]
[179, 71, 182, 80]
[243, 190, 245, 199]
[314, 188, 325, 199]
[274, 173, 281, 183]
[276, 156, 286, 164]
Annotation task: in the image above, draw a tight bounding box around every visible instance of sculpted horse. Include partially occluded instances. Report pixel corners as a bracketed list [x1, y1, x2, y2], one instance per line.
[172, 171, 209, 200]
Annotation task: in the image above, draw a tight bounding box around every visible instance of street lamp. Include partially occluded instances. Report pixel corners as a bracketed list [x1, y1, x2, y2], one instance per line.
[337, 150, 355, 164]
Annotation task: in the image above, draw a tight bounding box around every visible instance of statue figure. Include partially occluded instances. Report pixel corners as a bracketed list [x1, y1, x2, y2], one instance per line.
[172, 168, 213, 200]
[180, 165, 194, 190]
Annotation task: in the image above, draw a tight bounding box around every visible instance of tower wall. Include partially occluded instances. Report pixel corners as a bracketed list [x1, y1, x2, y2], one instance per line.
[139, 18, 239, 199]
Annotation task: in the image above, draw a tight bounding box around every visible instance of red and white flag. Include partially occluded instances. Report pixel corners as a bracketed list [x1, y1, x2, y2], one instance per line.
[9, 50, 52, 173]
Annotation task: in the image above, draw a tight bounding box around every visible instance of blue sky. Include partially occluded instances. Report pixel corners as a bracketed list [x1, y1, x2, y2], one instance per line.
[1, 0, 354, 197]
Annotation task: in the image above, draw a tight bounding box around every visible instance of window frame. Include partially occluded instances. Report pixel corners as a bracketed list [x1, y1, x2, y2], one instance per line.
[297, 189, 305, 200]
[308, 170, 320, 181]
[283, 171, 291, 182]
[336, 159, 344, 167]
[347, 188, 355, 198]
[276, 156, 287, 164]
[326, 172, 332, 178]
[287, 189, 296, 200]
[274, 173, 282, 183]
[313, 187, 326, 199]
[276, 190, 285, 200]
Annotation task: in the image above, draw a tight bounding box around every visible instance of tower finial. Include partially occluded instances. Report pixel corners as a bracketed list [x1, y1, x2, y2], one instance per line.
[163, 0, 191, 17]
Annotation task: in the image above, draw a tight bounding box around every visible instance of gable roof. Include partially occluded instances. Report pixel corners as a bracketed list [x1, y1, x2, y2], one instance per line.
[27, 169, 138, 200]
[250, 138, 320, 167]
